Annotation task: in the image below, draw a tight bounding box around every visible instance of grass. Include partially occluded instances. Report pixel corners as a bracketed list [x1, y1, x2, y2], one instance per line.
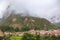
[10, 36, 22, 40]
[7, 35, 60, 40]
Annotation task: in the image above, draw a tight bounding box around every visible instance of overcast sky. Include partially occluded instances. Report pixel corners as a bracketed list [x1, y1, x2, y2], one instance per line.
[0, 0, 59, 23]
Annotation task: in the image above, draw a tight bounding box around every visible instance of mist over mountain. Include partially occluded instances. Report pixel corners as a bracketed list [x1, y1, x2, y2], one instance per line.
[0, 13, 59, 32]
[0, 0, 59, 23]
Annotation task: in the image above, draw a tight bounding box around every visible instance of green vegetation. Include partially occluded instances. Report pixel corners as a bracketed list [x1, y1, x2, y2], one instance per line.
[0, 32, 60, 40]
[8, 33, 60, 40]
[0, 13, 59, 32]
[0, 6, 60, 40]
[10, 36, 22, 40]
[21, 33, 35, 40]
[0, 37, 3, 40]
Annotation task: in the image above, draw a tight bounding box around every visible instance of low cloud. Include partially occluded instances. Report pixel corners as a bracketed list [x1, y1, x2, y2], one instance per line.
[0, 0, 59, 23]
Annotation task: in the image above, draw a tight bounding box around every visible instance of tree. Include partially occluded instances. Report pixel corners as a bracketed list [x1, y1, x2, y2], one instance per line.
[22, 33, 35, 40]
[35, 32, 40, 40]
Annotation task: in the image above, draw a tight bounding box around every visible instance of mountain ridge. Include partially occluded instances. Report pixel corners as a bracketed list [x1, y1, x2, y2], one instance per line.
[0, 13, 59, 32]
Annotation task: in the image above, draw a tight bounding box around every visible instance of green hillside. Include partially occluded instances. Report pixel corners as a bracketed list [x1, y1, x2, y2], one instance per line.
[0, 14, 59, 32]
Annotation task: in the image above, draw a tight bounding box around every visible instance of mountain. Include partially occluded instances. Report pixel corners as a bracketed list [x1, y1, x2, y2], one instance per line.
[55, 22, 60, 27]
[0, 19, 1, 22]
[0, 13, 59, 32]
[0, 18, 2, 23]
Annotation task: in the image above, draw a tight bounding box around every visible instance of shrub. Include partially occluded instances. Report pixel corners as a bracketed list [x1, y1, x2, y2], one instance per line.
[35, 32, 40, 40]
[22, 33, 35, 40]
[0, 37, 3, 40]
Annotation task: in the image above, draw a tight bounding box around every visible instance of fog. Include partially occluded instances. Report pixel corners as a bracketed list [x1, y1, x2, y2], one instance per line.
[0, 0, 60, 23]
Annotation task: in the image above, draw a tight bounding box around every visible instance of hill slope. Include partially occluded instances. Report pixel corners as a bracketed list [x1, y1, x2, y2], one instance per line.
[0, 14, 59, 32]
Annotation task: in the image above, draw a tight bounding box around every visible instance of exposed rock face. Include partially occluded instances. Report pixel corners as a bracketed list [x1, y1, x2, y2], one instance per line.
[10, 23, 23, 29]
[0, 30, 4, 37]
[1, 14, 59, 31]
[12, 18, 17, 22]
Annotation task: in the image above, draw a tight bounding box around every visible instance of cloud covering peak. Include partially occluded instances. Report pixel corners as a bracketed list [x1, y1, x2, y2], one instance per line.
[0, 0, 59, 23]
[0, 0, 9, 18]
